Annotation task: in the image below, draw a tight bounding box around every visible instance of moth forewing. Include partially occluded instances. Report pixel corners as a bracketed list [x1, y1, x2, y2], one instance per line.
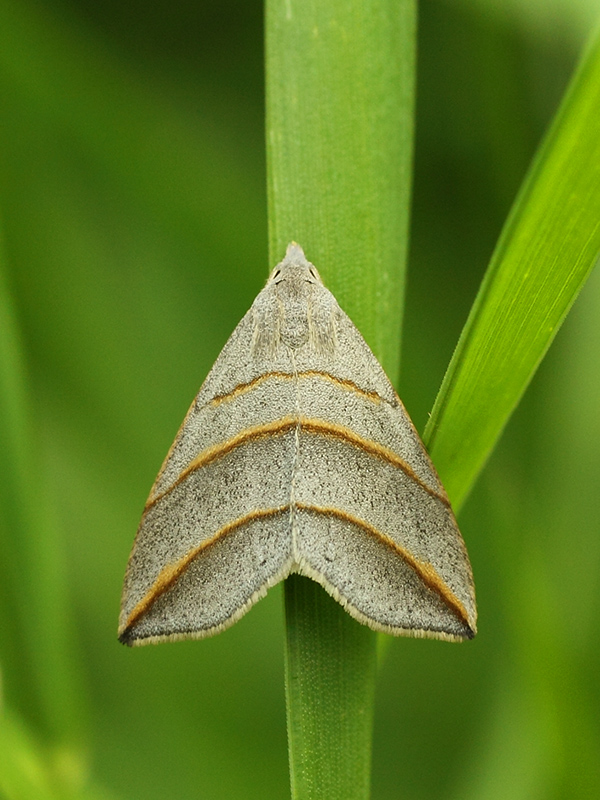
[119, 243, 476, 646]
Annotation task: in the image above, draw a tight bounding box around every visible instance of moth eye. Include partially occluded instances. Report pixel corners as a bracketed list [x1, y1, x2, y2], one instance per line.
[309, 268, 318, 280]
[272, 268, 282, 283]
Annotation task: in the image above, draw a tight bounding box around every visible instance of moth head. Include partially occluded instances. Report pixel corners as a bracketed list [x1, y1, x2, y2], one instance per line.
[267, 242, 324, 287]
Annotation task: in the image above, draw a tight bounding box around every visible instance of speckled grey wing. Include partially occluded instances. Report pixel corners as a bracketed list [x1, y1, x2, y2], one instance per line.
[119, 251, 476, 646]
[118, 303, 300, 646]
[289, 303, 477, 641]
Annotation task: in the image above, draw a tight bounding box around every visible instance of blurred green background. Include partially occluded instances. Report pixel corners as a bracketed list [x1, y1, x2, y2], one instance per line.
[1, 0, 600, 798]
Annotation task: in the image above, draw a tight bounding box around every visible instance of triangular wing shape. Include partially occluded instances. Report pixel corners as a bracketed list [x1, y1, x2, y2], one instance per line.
[119, 244, 476, 645]
[118, 310, 300, 645]
[289, 305, 476, 640]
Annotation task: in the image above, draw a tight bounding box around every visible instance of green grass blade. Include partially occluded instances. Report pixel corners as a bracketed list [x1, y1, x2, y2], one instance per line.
[266, 1, 415, 797]
[266, 0, 415, 387]
[424, 25, 600, 510]
[284, 576, 378, 800]
[0, 233, 86, 747]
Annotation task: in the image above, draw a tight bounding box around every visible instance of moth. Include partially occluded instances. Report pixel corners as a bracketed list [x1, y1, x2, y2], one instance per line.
[119, 243, 476, 645]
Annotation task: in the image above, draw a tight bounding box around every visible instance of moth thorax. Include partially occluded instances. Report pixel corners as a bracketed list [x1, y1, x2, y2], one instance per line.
[280, 296, 311, 349]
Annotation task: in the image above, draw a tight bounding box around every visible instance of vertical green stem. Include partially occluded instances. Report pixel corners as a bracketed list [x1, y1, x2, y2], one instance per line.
[284, 576, 377, 800]
[265, 1, 415, 796]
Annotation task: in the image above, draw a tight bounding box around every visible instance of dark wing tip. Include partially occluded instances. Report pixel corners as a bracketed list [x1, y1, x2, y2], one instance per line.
[118, 627, 135, 647]
[464, 623, 477, 640]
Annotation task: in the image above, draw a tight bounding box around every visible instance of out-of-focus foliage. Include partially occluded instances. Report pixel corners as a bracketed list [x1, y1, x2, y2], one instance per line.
[0, 1, 599, 798]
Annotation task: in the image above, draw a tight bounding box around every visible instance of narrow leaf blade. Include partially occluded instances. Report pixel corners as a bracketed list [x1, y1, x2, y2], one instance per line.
[425, 26, 600, 509]
[265, 1, 416, 797]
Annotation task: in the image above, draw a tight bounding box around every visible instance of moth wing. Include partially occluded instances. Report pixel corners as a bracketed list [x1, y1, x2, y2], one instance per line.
[292, 302, 477, 640]
[119, 299, 298, 646]
[119, 507, 293, 646]
[119, 254, 477, 645]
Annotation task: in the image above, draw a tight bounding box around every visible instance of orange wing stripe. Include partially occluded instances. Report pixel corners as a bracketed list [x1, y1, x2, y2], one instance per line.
[299, 419, 449, 505]
[121, 506, 289, 635]
[209, 370, 385, 406]
[297, 503, 471, 627]
[146, 416, 448, 510]
[145, 417, 298, 509]
[122, 501, 470, 636]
